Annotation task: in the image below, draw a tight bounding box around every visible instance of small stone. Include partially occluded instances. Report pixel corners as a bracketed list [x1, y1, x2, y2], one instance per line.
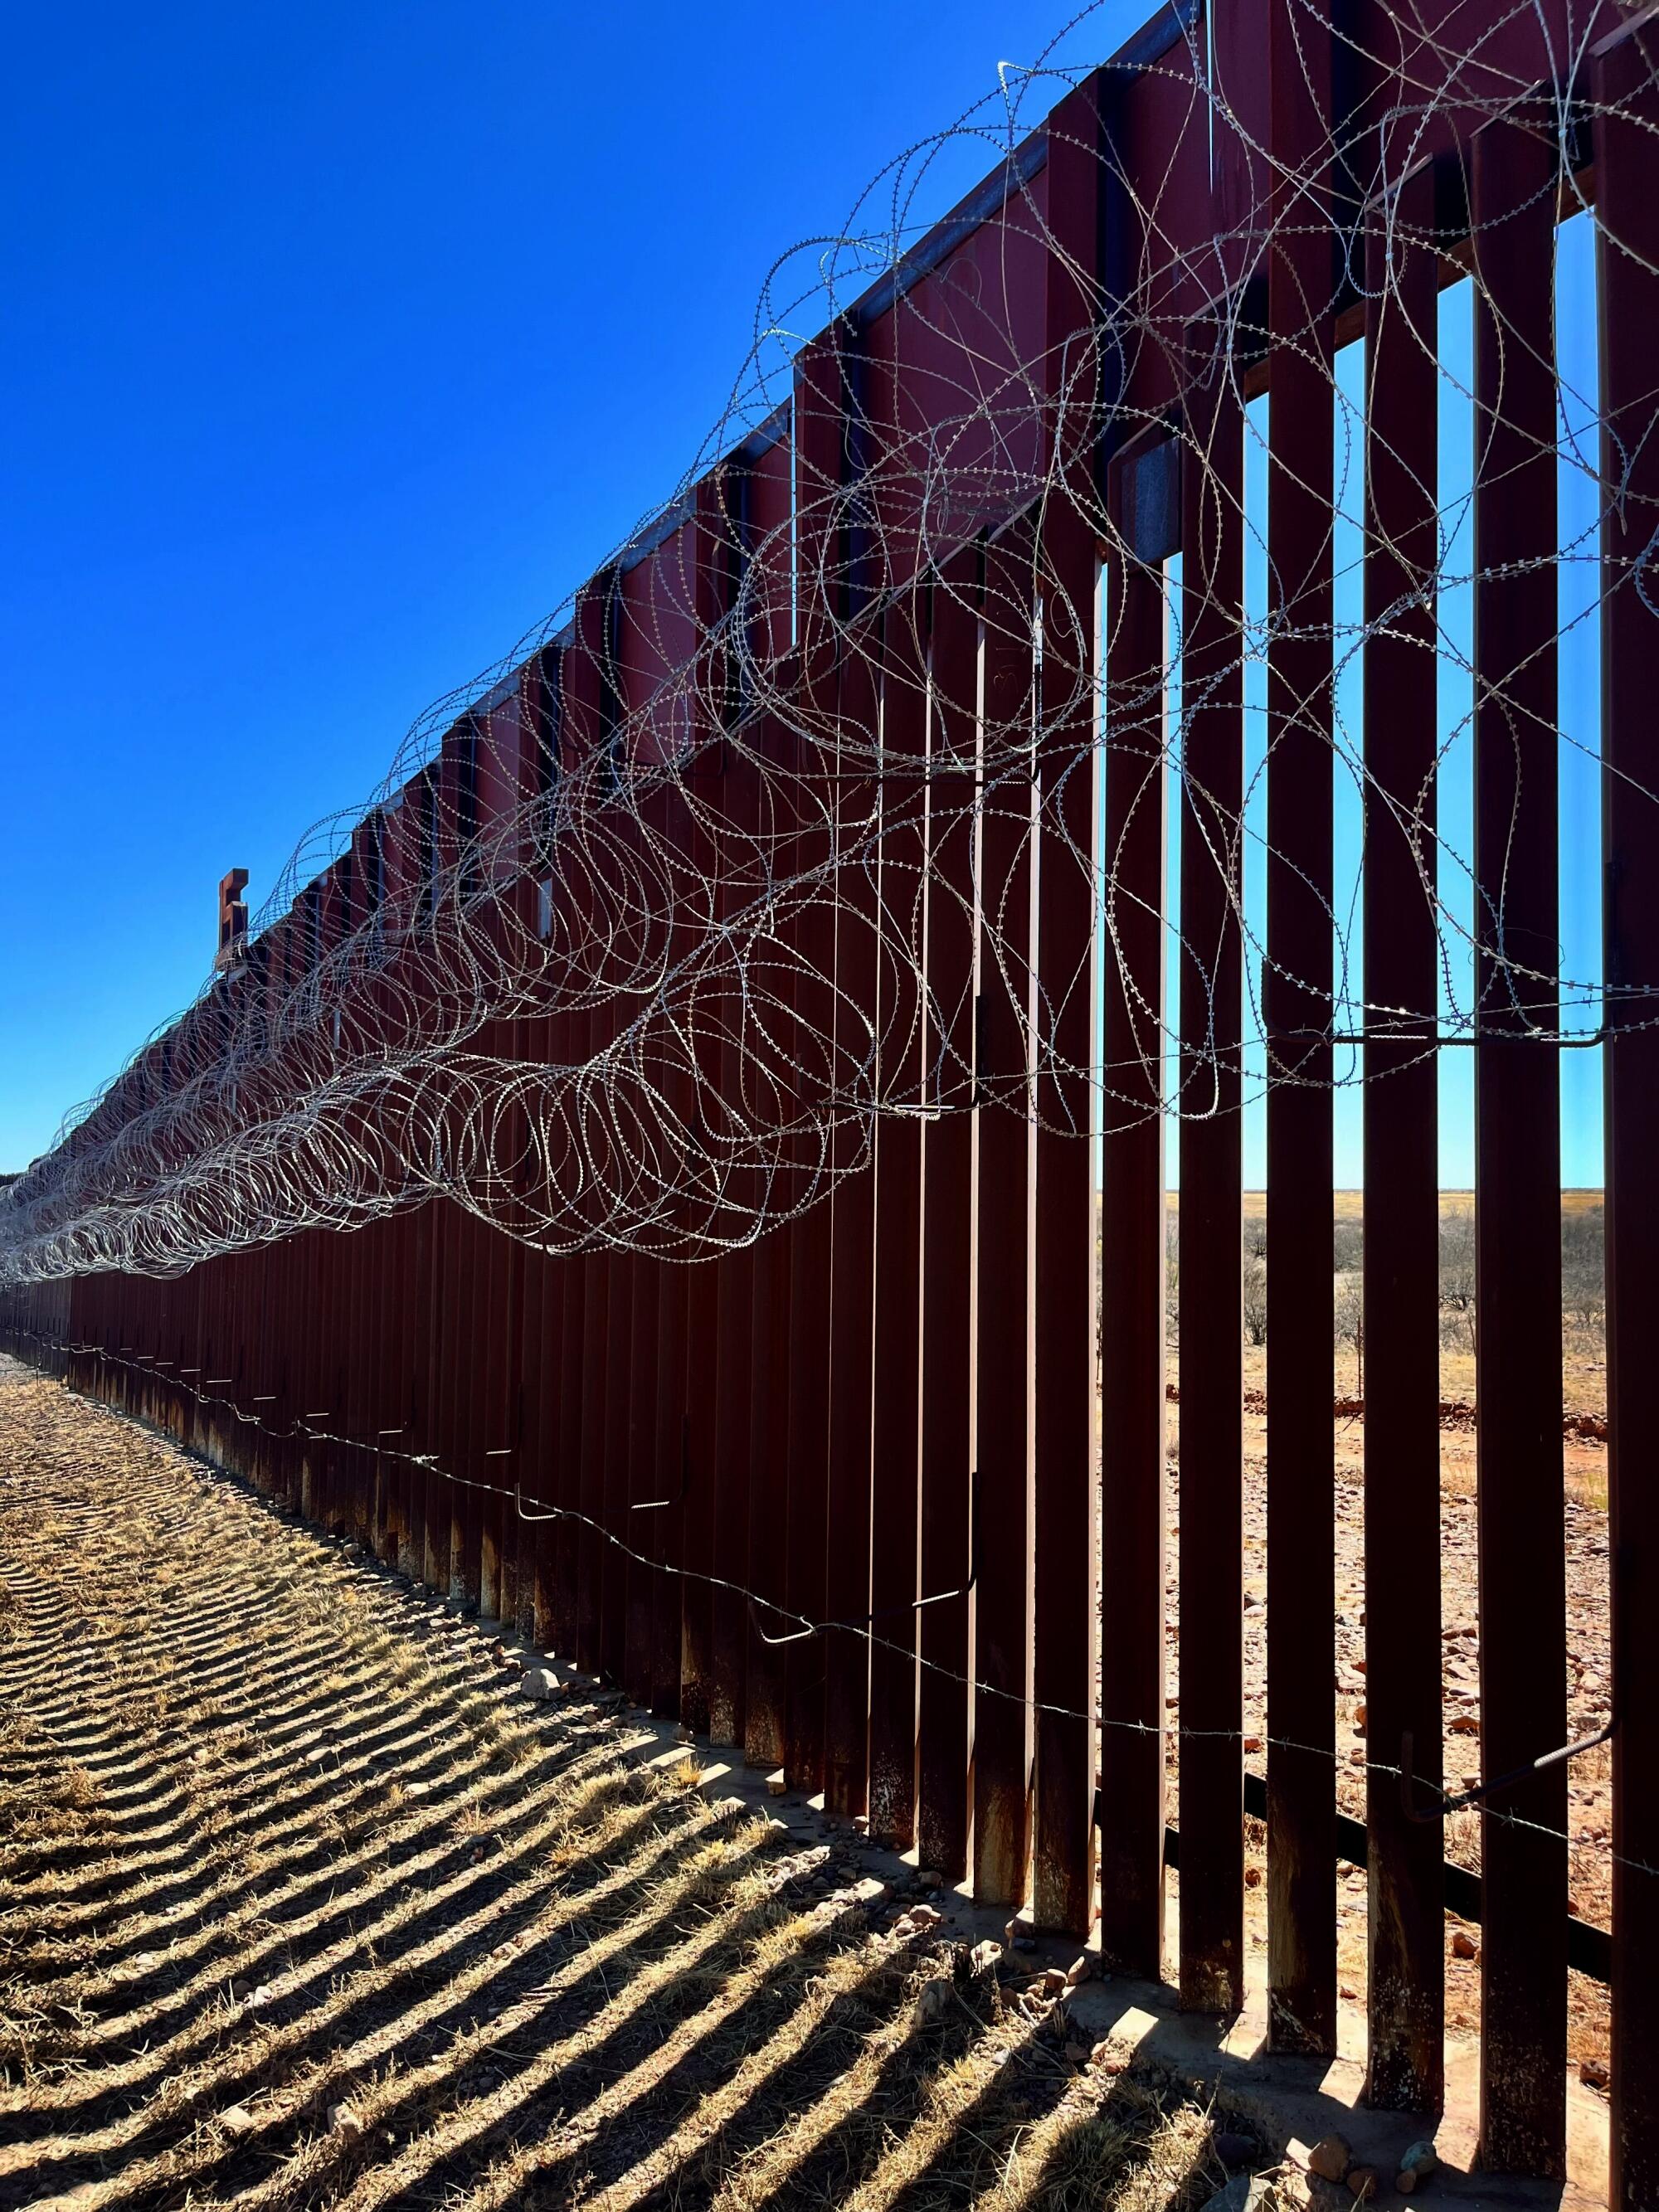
[1243, 1735, 1263, 1754]
[766, 1772, 788, 1797]
[1306, 2132, 1351, 2183]
[1448, 1713, 1480, 1735]
[969, 1939, 1003, 1978]
[1005, 1918, 1022, 1948]
[221, 2104, 255, 2135]
[328, 2100, 363, 2136]
[1398, 2137, 1437, 2183]
[1040, 1966, 1068, 1998]
[916, 1868, 943, 1891]
[917, 1976, 954, 2023]
[1213, 2129, 1256, 2167]
[520, 1666, 557, 1700]
[1346, 2166, 1379, 2201]
[1451, 1928, 1478, 1960]
[1090, 2039, 1129, 2074]
[1580, 2055, 1610, 2090]
[908, 1903, 943, 1928]
[1203, 2176, 1272, 2211]
[1063, 1953, 1091, 1987]
[1243, 1863, 1263, 1888]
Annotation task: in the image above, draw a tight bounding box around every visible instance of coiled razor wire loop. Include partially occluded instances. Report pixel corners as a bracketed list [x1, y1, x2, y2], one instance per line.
[0, 0, 1652, 1283]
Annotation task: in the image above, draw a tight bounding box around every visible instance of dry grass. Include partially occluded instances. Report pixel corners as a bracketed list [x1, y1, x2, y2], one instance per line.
[0, 1364, 1292, 2212]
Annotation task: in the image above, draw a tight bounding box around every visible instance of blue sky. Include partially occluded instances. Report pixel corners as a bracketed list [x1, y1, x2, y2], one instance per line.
[1, 0, 1139, 1172]
[2, 2, 1607, 1187]
[1159, 219, 1605, 1191]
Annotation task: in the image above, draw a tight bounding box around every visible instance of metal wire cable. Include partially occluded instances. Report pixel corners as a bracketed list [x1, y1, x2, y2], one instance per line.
[5, 1327, 1644, 1897]
[0, 2, 1652, 1286]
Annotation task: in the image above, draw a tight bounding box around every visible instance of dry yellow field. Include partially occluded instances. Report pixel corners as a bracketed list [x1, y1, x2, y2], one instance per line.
[1158, 1190, 1610, 1427]
[0, 1363, 1285, 2212]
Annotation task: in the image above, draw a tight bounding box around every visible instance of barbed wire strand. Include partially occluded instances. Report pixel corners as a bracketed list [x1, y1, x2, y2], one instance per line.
[0, 0, 1652, 1283]
[2, 1328, 1645, 1898]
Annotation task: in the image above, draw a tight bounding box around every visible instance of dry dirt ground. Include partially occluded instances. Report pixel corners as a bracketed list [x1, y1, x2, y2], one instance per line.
[1160, 1373, 1613, 2082]
[1165, 1194, 1615, 2086]
[0, 1363, 1296, 2212]
[1204, 1441, 1612, 2087]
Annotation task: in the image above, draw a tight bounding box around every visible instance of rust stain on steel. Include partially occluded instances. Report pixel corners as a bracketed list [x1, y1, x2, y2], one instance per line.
[866, 596, 927, 1854]
[1595, 32, 1659, 2209]
[1175, 292, 1246, 2019]
[915, 544, 977, 1884]
[1262, 0, 1336, 2059]
[1470, 109, 1568, 2182]
[1029, 87, 1102, 1942]
[1360, 158, 1444, 2116]
[1098, 544, 1169, 1982]
[971, 527, 1037, 1913]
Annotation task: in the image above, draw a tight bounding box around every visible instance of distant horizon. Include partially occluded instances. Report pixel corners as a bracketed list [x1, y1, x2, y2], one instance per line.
[1160, 1186, 1608, 1200]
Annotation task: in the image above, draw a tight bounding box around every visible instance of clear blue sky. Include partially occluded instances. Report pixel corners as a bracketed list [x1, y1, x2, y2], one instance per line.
[1, 0, 1140, 1172]
[1, 1, 1606, 1187]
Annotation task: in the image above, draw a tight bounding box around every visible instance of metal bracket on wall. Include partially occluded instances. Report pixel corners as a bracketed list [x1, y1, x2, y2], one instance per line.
[631, 1412, 691, 1511]
[1400, 1539, 1626, 1824]
[1399, 1714, 1617, 1824]
[748, 1467, 980, 1646]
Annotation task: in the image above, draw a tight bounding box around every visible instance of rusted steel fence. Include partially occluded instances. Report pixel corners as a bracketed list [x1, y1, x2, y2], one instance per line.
[3, 0, 1657, 2194]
